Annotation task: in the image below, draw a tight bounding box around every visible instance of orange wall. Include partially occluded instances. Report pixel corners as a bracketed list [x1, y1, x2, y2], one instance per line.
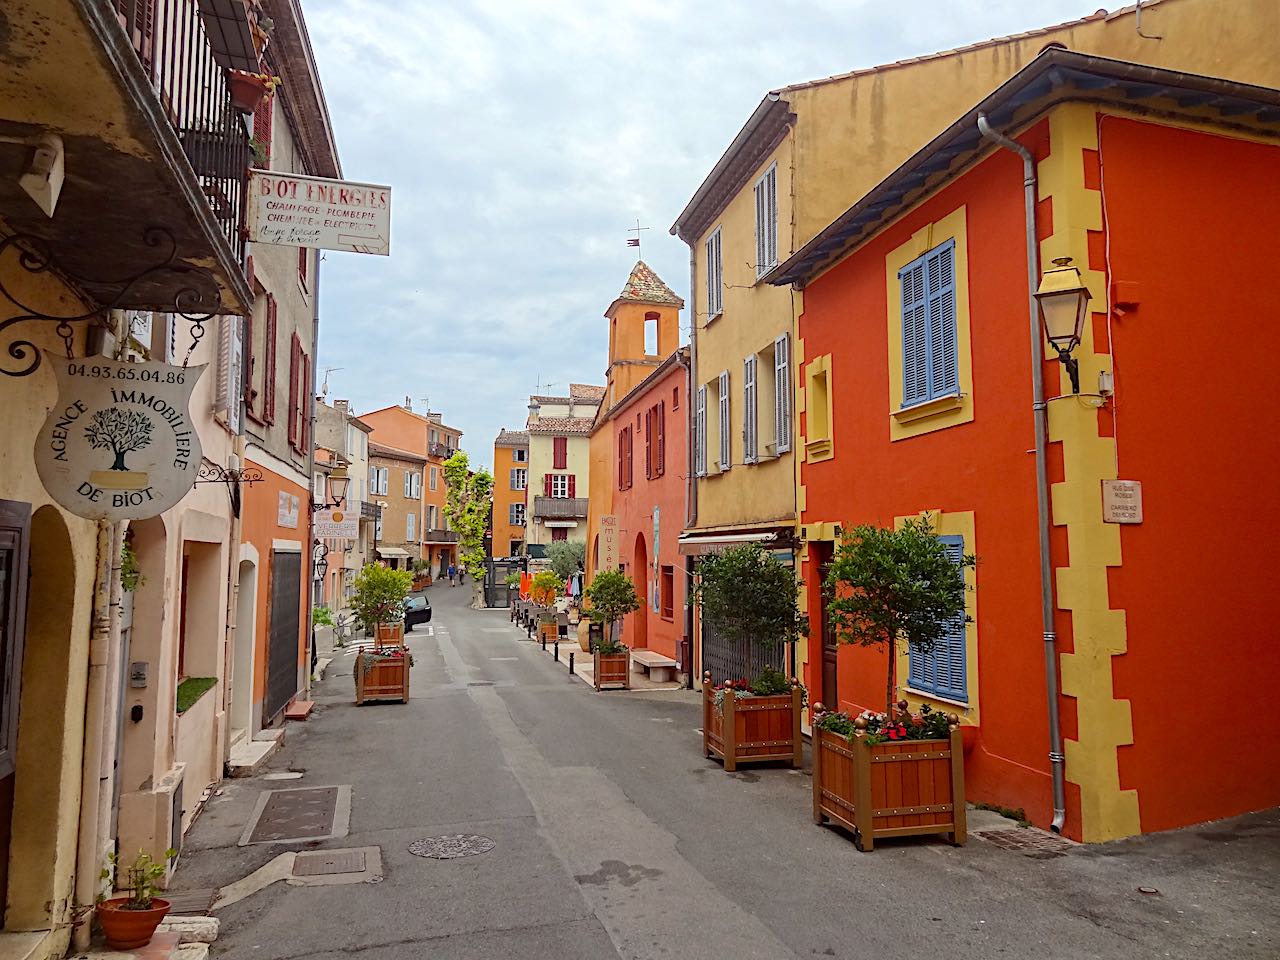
[240, 462, 310, 713]
[1100, 117, 1280, 832]
[492, 442, 527, 557]
[798, 125, 1056, 826]
[607, 363, 689, 662]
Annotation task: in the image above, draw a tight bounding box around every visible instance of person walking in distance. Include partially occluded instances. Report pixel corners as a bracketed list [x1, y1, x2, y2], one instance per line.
[448, 562, 457, 587]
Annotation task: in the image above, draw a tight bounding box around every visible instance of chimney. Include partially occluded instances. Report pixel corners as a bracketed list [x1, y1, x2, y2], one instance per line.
[527, 398, 541, 422]
[404, 395, 412, 411]
[335, 399, 350, 418]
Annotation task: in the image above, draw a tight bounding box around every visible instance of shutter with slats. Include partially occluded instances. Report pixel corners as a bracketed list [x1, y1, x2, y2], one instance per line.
[938, 537, 967, 700]
[216, 316, 243, 434]
[900, 260, 928, 406]
[286, 335, 299, 448]
[656, 402, 665, 476]
[718, 371, 731, 469]
[568, 474, 576, 498]
[695, 386, 707, 477]
[544, 474, 552, 497]
[264, 295, 278, 423]
[743, 354, 757, 462]
[644, 409, 652, 480]
[300, 350, 311, 451]
[617, 430, 625, 490]
[927, 241, 959, 398]
[774, 334, 791, 453]
[253, 94, 273, 164]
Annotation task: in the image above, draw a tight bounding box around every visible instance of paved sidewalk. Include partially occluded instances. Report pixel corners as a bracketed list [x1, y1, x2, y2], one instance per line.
[171, 583, 1279, 959]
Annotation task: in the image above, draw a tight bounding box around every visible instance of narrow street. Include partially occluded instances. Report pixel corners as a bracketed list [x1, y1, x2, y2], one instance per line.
[173, 583, 1277, 960]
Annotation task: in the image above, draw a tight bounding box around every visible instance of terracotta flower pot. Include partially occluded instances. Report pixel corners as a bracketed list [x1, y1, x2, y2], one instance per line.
[96, 897, 170, 950]
[227, 71, 269, 114]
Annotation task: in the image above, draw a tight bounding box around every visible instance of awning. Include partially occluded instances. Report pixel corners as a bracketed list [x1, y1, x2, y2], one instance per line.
[543, 520, 579, 528]
[677, 530, 785, 556]
[375, 546, 412, 559]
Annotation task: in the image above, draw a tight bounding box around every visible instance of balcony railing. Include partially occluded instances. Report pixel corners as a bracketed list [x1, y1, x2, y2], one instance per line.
[429, 442, 457, 460]
[532, 497, 588, 520]
[422, 528, 459, 544]
[361, 501, 380, 521]
[115, 0, 251, 264]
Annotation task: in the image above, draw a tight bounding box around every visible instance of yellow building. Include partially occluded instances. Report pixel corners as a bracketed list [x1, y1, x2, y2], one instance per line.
[492, 430, 530, 559]
[670, 0, 1280, 681]
[525, 384, 603, 558]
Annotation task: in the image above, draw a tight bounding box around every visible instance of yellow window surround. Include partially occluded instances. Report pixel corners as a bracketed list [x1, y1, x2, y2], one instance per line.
[804, 354, 833, 463]
[884, 206, 974, 441]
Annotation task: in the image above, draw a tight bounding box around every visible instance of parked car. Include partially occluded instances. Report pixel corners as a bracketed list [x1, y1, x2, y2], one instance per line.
[404, 595, 432, 631]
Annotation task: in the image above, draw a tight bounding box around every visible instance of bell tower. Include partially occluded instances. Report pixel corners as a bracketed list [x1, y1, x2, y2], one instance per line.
[602, 261, 683, 411]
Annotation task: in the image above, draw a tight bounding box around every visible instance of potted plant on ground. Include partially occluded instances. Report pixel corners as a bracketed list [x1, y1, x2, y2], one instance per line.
[689, 544, 808, 771]
[355, 646, 413, 705]
[410, 558, 431, 591]
[351, 563, 412, 648]
[96, 848, 175, 949]
[813, 516, 974, 850]
[530, 570, 564, 643]
[584, 570, 640, 691]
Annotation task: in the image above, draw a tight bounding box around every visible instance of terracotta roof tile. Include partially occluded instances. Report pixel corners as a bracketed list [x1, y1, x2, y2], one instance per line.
[526, 416, 594, 436]
[495, 429, 529, 447]
[615, 261, 683, 307]
[569, 383, 605, 401]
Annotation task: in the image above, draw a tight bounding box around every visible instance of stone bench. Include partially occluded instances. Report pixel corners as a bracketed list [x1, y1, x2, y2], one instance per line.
[630, 649, 678, 683]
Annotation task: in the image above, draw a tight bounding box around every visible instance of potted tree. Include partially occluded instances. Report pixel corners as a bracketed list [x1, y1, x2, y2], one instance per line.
[813, 517, 974, 850]
[583, 570, 640, 691]
[96, 848, 175, 949]
[689, 544, 808, 771]
[350, 564, 413, 704]
[530, 570, 564, 643]
[410, 558, 431, 591]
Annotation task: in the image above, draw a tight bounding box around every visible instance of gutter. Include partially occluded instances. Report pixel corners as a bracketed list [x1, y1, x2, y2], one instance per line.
[976, 113, 1067, 834]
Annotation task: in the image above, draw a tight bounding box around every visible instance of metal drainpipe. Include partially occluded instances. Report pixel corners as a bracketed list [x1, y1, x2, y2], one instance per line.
[977, 112, 1067, 833]
[683, 242, 697, 688]
[305, 255, 321, 699]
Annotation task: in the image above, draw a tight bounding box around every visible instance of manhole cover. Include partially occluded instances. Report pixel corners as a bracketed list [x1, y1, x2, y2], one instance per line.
[408, 835, 495, 859]
[293, 849, 367, 876]
[976, 829, 1074, 858]
[244, 787, 342, 845]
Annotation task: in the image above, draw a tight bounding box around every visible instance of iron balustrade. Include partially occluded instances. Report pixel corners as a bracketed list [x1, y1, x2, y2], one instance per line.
[112, 0, 251, 265]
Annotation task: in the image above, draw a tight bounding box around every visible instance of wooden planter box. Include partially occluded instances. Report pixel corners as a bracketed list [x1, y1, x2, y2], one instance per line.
[702, 677, 803, 772]
[375, 621, 405, 648]
[593, 651, 630, 691]
[539, 622, 559, 643]
[812, 724, 966, 851]
[355, 649, 410, 704]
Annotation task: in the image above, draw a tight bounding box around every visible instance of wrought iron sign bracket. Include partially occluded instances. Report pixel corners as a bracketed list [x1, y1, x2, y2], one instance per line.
[194, 461, 264, 518]
[0, 226, 223, 377]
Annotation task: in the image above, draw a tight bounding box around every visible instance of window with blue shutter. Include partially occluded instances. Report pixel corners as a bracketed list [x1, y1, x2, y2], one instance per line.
[906, 534, 968, 702]
[899, 239, 957, 408]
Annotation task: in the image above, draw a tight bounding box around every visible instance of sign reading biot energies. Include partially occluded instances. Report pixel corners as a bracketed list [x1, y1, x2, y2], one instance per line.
[34, 354, 205, 521]
[247, 170, 391, 256]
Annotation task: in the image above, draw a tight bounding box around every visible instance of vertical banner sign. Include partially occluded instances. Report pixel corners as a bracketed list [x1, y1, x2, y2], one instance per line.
[600, 515, 619, 571]
[652, 506, 661, 612]
[35, 353, 205, 520]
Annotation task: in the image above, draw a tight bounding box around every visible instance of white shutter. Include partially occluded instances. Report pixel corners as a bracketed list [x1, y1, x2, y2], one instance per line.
[743, 354, 757, 463]
[705, 228, 723, 317]
[774, 333, 790, 453]
[216, 316, 243, 434]
[718, 370, 731, 470]
[695, 385, 707, 477]
[406, 512, 415, 541]
[754, 179, 766, 275]
[754, 165, 777, 276]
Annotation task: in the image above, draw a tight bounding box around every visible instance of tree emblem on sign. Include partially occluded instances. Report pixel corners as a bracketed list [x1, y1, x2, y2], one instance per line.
[84, 407, 153, 471]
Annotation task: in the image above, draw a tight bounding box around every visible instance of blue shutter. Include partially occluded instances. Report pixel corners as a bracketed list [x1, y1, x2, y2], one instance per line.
[927, 240, 958, 399]
[906, 534, 969, 703]
[900, 260, 928, 406]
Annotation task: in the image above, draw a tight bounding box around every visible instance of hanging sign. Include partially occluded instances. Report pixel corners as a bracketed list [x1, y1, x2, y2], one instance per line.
[315, 500, 361, 538]
[247, 170, 391, 255]
[35, 353, 205, 520]
[600, 515, 619, 571]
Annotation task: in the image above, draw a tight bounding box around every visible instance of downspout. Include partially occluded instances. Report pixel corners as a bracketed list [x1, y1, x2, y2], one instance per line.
[305, 256, 320, 698]
[683, 241, 697, 688]
[977, 113, 1067, 833]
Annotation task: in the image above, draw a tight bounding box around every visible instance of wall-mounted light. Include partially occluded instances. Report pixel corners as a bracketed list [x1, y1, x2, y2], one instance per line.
[313, 539, 328, 582]
[314, 464, 351, 511]
[1034, 257, 1091, 394]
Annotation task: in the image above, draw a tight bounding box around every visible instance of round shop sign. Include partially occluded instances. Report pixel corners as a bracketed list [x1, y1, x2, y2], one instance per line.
[35, 352, 206, 520]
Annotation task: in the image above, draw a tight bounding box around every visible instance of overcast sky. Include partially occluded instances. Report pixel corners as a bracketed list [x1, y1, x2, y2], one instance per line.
[306, 0, 1095, 472]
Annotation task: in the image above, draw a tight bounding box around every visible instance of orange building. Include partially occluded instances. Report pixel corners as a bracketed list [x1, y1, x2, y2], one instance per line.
[492, 429, 529, 558]
[771, 50, 1280, 842]
[586, 263, 690, 667]
[360, 403, 462, 576]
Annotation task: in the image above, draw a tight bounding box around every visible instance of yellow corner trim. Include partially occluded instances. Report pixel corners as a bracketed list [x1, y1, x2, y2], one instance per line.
[891, 393, 965, 424]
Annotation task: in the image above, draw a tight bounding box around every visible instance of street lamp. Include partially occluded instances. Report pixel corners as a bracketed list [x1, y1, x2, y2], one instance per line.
[1034, 257, 1091, 394]
[314, 464, 351, 511]
[312, 539, 328, 583]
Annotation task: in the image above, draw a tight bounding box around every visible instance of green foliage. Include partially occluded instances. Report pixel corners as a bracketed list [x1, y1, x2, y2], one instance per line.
[411, 558, 430, 574]
[824, 516, 974, 714]
[102, 848, 175, 909]
[504, 572, 520, 589]
[545, 540, 585, 581]
[442, 451, 494, 581]
[813, 710, 857, 739]
[584, 570, 640, 654]
[530, 570, 564, 607]
[816, 702, 957, 746]
[688, 544, 807, 650]
[312, 606, 336, 627]
[120, 540, 144, 592]
[350, 563, 412, 630]
[750, 664, 792, 697]
[175, 676, 217, 714]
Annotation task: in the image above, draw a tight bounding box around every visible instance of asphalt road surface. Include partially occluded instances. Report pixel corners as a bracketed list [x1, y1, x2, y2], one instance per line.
[175, 582, 1279, 959]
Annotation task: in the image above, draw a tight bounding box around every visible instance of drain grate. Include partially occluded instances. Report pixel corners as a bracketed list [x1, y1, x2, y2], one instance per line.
[976, 829, 1074, 858]
[244, 786, 343, 844]
[468, 681, 495, 686]
[163, 888, 217, 915]
[408, 834, 495, 859]
[293, 849, 367, 876]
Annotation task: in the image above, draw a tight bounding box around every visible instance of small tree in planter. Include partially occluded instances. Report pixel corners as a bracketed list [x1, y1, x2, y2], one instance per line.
[584, 570, 640, 690]
[96, 848, 176, 949]
[530, 570, 564, 641]
[688, 544, 808, 770]
[351, 563, 412, 646]
[813, 516, 975, 850]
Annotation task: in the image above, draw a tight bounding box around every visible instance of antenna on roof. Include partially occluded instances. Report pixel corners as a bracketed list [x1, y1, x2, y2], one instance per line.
[320, 367, 343, 398]
[535, 376, 558, 395]
[418, 397, 431, 415]
[626, 218, 649, 259]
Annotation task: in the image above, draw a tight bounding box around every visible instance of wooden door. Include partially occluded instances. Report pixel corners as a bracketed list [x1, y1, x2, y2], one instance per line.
[0, 500, 31, 926]
[816, 543, 838, 710]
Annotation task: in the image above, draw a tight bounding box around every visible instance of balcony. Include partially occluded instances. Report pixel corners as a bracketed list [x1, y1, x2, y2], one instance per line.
[0, 0, 255, 321]
[361, 501, 380, 521]
[429, 442, 457, 460]
[422, 528, 458, 544]
[532, 497, 588, 520]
